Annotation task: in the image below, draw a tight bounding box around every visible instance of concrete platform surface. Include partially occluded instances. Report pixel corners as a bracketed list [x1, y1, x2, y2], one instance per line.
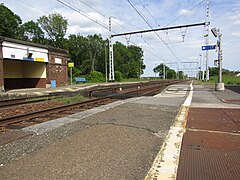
[0, 83, 190, 179]
[1, 83, 239, 179]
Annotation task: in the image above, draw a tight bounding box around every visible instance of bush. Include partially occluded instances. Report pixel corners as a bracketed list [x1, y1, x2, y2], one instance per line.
[87, 71, 105, 82]
[115, 71, 123, 82]
[72, 67, 82, 77]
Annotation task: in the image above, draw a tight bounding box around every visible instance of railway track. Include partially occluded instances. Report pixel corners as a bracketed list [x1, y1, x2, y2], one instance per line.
[0, 97, 114, 129]
[0, 93, 76, 109]
[0, 80, 183, 132]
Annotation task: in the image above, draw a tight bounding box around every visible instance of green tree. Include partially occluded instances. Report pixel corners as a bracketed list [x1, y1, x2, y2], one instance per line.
[66, 34, 89, 71]
[153, 63, 169, 77]
[178, 71, 184, 79]
[153, 63, 176, 79]
[166, 69, 176, 79]
[65, 34, 107, 75]
[87, 34, 105, 73]
[209, 67, 219, 76]
[38, 13, 68, 48]
[115, 71, 123, 82]
[0, 3, 22, 38]
[87, 71, 105, 82]
[114, 42, 145, 78]
[17, 21, 44, 43]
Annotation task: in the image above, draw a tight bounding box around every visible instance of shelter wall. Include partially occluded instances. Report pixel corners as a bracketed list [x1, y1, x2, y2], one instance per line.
[47, 51, 68, 87]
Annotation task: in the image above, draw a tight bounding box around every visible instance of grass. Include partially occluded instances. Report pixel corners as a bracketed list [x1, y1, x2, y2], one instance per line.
[195, 75, 240, 85]
[53, 94, 88, 105]
[210, 75, 240, 85]
[121, 77, 163, 82]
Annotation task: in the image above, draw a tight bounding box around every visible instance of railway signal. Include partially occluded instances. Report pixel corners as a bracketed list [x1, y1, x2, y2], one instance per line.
[211, 28, 224, 91]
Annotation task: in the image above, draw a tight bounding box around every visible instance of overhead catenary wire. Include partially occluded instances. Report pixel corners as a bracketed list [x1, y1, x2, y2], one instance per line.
[127, 0, 186, 69]
[16, 0, 48, 14]
[165, 0, 206, 27]
[77, 0, 144, 33]
[137, 0, 207, 74]
[138, 0, 160, 27]
[57, 0, 109, 29]
[59, 0, 167, 63]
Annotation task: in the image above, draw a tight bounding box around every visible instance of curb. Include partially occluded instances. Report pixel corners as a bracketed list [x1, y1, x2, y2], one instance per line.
[145, 82, 193, 179]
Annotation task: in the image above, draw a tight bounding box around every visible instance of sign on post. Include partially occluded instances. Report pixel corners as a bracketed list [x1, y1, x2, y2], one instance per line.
[68, 62, 74, 85]
[202, 45, 216, 51]
[68, 62, 74, 67]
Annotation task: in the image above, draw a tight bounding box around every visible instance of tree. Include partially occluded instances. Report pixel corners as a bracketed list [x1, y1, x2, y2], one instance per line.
[38, 13, 68, 48]
[178, 71, 184, 79]
[17, 21, 44, 43]
[87, 34, 105, 73]
[114, 42, 145, 78]
[66, 34, 88, 69]
[65, 34, 105, 75]
[153, 63, 169, 77]
[166, 69, 176, 79]
[209, 67, 219, 76]
[153, 63, 176, 79]
[0, 3, 22, 38]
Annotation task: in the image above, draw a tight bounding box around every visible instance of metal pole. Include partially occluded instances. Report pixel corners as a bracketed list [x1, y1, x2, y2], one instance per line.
[109, 17, 114, 81]
[70, 67, 72, 85]
[213, 28, 224, 91]
[163, 62, 166, 79]
[205, 0, 210, 81]
[105, 44, 108, 82]
[202, 55, 205, 81]
[218, 34, 222, 83]
[199, 54, 202, 80]
[139, 59, 141, 81]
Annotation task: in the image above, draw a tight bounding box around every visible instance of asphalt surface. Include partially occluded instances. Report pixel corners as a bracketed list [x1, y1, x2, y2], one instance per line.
[0, 83, 190, 179]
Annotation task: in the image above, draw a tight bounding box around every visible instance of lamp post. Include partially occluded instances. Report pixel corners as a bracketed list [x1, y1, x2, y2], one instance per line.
[211, 28, 225, 91]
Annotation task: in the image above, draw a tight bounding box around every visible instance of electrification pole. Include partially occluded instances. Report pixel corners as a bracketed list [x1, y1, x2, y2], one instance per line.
[202, 53, 205, 80]
[105, 43, 108, 82]
[109, 17, 114, 81]
[163, 62, 166, 79]
[218, 33, 223, 84]
[199, 54, 202, 80]
[204, 0, 211, 81]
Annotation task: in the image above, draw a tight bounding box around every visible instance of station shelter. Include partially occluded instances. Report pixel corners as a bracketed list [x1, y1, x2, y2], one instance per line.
[0, 36, 68, 91]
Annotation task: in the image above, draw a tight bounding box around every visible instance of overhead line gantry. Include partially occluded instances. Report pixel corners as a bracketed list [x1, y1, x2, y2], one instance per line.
[111, 22, 206, 37]
[108, 21, 207, 81]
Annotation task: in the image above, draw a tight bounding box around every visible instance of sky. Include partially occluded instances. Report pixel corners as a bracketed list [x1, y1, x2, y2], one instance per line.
[1, 0, 240, 77]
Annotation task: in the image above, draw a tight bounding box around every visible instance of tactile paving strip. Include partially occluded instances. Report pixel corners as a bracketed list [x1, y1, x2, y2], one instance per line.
[177, 144, 240, 180]
[181, 130, 240, 152]
[177, 108, 240, 180]
[187, 108, 240, 133]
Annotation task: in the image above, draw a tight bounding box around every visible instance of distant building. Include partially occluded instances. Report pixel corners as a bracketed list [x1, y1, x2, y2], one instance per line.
[0, 36, 68, 91]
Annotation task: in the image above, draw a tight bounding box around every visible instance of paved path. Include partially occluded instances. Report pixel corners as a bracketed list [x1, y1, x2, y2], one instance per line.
[0, 83, 191, 179]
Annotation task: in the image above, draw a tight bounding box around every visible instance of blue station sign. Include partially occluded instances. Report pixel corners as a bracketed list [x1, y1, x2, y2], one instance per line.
[202, 45, 216, 51]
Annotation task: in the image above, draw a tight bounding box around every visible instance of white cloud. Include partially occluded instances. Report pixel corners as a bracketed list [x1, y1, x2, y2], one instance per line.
[232, 32, 240, 37]
[230, 12, 240, 25]
[1, 0, 240, 76]
[178, 9, 192, 15]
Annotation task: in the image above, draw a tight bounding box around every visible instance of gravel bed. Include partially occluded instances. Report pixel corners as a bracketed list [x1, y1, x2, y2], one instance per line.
[0, 101, 64, 119]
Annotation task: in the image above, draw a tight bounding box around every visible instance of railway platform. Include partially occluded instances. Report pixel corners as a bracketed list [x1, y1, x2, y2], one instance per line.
[0, 82, 239, 179]
[176, 84, 240, 180]
[0, 81, 151, 100]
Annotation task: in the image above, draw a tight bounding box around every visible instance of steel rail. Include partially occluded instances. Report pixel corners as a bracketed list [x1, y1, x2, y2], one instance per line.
[0, 80, 183, 128]
[0, 97, 112, 127]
